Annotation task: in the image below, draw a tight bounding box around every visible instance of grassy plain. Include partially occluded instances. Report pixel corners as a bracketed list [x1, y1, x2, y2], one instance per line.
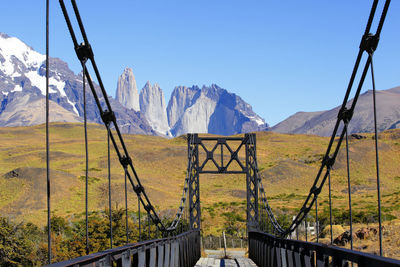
[0, 123, 399, 258]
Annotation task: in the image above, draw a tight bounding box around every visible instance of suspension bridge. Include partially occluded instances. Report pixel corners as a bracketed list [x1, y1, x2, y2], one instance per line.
[23, 0, 400, 266]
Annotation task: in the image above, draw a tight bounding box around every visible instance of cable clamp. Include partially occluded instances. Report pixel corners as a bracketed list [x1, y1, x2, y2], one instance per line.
[101, 110, 116, 126]
[359, 33, 379, 54]
[144, 204, 152, 213]
[337, 107, 353, 123]
[120, 155, 132, 168]
[310, 186, 321, 196]
[75, 42, 93, 62]
[134, 185, 144, 194]
[322, 155, 335, 169]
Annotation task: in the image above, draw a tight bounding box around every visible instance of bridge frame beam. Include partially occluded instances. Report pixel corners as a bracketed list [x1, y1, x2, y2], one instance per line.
[187, 133, 259, 231]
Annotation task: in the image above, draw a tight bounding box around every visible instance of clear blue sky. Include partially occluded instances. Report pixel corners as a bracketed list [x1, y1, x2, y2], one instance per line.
[1, 1, 399, 126]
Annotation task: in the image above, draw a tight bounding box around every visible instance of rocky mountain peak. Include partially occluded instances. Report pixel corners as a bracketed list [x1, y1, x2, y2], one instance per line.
[0, 34, 269, 137]
[0, 34, 155, 135]
[167, 84, 267, 136]
[0, 32, 45, 77]
[167, 85, 200, 128]
[115, 67, 140, 111]
[139, 81, 170, 136]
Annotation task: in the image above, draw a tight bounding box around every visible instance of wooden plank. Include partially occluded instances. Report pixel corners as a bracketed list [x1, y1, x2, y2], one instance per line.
[157, 245, 164, 267]
[170, 242, 176, 267]
[164, 243, 170, 267]
[138, 249, 146, 267]
[171, 242, 179, 267]
[196, 257, 257, 267]
[149, 247, 156, 267]
[121, 250, 131, 267]
[281, 248, 287, 267]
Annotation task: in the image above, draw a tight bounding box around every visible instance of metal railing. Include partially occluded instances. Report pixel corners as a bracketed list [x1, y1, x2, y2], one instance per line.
[47, 230, 200, 267]
[248, 231, 400, 267]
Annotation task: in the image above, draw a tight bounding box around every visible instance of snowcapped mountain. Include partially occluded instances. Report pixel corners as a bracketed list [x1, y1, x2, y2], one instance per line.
[0, 33, 155, 135]
[1, 33, 268, 137]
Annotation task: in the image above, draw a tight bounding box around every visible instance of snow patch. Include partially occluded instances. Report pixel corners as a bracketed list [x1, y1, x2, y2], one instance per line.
[11, 84, 22, 92]
[25, 70, 77, 116]
[2, 91, 8, 96]
[1, 34, 78, 117]
[248, 115, 265, 126]
[66, 98, 79, 115]
[0, 35, 45, 76]
[25, 70, 60, 95]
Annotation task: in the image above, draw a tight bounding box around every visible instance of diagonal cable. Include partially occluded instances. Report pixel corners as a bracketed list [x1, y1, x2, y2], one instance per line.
[255, 0, 391, 237]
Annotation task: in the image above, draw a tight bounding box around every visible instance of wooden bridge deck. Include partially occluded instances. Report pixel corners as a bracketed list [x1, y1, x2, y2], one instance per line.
[195, 257, 257, 267]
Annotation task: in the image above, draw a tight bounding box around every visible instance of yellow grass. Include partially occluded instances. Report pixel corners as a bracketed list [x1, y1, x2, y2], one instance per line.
[0, 123, 399, 258]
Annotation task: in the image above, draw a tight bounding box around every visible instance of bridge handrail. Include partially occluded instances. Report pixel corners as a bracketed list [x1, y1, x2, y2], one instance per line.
[248, 231, 400, 267]
[46, 230, 200, 267]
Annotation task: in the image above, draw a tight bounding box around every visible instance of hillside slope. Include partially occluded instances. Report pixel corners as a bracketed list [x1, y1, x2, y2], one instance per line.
[271, 86, 400, 136]
[0, 123, 399, 236]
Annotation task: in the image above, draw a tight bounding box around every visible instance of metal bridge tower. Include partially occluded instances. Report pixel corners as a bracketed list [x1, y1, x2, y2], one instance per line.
[187, 133, 259, 231]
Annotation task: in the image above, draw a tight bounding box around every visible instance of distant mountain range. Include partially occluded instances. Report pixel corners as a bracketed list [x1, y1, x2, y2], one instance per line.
[115, 67, 268, 136]
[0, 33, 155, 135]
[0, 33, 267, 137]
[271, 86, 400, 136]
[1, 32, 399, 137]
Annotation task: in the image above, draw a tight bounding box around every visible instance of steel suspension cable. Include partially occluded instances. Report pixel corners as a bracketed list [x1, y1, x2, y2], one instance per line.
[315, 197, 319, 242]
[369, 53, 383, 256]
[345, 125, 353, 250]
[252, 144, 285, 233]
[138, 196, 141, 241]
[59, 0, 185, 232]
[45, 0, 51, 263]
[124, 166, 129, 244]
[58, 0, 392, 240]
[107, 127, 113, 248]
[251, 134, 288, 234]
[254, 0, 391, 238]
[305, 216, 308, 242]
[83, 62, 89, 254]
[148, 212, 150, 239]
[165, 135, 196, 231]
[328, 169, 333, 245]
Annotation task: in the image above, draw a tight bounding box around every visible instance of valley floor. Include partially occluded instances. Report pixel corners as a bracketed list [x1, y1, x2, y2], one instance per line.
[0, 123, 399, 260]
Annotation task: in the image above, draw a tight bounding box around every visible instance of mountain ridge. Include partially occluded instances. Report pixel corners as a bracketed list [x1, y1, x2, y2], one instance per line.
[271, 86, 400, 136]
[0, 32, 156, 135]
[1, 33, 268, 137]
